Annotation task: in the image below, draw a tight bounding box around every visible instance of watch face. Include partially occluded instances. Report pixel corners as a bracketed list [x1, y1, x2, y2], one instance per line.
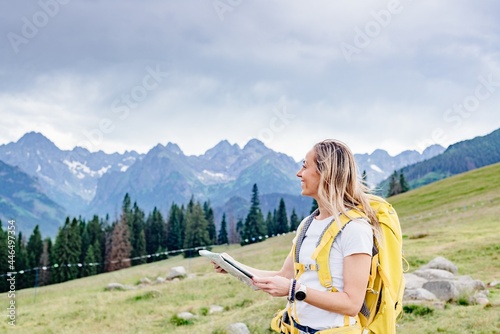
[295, 290, 306, 301]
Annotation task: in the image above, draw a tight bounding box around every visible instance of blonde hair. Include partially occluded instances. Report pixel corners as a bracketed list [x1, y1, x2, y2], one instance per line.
[313, 139, 381, 235]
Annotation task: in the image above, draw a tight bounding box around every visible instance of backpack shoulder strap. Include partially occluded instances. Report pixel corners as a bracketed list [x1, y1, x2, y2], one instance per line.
[311, 209, 368, 289]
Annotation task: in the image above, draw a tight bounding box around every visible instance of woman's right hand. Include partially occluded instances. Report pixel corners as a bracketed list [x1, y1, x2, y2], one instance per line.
[212, 252, 232, 274]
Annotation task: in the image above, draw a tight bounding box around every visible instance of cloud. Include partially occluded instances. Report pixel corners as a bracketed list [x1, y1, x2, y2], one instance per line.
[1, 0, 499, 160]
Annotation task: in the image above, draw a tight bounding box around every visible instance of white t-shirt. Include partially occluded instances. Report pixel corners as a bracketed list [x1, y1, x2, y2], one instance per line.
[292, 215, 373, 330]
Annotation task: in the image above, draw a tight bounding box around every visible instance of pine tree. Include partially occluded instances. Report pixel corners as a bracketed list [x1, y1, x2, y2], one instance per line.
[166, 203, 184, 252]
[145, 207, 166, 261]
[362, 170, 368, 186]
[39, 238, 52, 286]
[399, 170, 410, 193]
[240, 184, 266, 245]
[26, 225, 44, 286]
[130, 202, 147, 265]
[275, 198, 289, 234]
[52, 218, 80, 283]
[14, 231, 29, 289]
[265, 211, 274, 236]
[289, 208, 300, 232]
[83, 244, 97, 277]
[0, 221, 9, 292]
[217, 213, 229, 245]
[310, 199, 318, 214]
[204, 201, 216, 245]
[86, 215, 105, 274]
[387, 171, 400, 197]
[183, 201, 211, 257]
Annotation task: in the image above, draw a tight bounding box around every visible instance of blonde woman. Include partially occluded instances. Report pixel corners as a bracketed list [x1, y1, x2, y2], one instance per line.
[214, 139, 383, 333]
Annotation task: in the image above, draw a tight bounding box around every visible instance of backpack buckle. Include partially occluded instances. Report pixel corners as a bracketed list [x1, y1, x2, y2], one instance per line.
[303, 264, 319, 271]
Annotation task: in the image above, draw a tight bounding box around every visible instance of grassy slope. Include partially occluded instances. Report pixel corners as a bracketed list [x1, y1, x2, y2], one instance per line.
[2, 163, 499, 334]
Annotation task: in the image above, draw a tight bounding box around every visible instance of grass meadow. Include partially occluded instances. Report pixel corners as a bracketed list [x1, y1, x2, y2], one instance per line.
[2, 163, 499, 333]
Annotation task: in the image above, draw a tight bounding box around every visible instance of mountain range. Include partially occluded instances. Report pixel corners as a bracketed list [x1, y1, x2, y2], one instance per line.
[0, 131, 455, 237]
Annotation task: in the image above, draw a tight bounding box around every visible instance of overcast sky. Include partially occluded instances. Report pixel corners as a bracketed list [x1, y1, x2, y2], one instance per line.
[1, 0, 499, 161]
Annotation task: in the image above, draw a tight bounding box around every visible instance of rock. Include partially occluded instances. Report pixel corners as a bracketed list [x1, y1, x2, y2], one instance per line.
[487, 280, 499, 288]
[420, 256, 458, 274]
[209, 305, 224, 314]
[106, 282, 125, 291]
[404, 288, 438, 301]
[414, 268, 455, 280]
[454, 275, 487, 294]
[227, 322, 250, 334]
[156, 276, 166, 284]
[177, 312, 197, 321]
[167, 266, 187, 280]
[404, 300, 446, 310]
[472, 292, 490, 306]
[423, 280, 459, 302]
[140, 277, 151, 284]
[404, 273, 428, 289]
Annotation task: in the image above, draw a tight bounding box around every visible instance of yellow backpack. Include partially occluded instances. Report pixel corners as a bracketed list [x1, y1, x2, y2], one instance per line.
[271, 195, 406, 334]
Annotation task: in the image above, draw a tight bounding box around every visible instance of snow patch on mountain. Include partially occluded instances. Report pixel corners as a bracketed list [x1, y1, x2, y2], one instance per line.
[370, 164, 384, 173]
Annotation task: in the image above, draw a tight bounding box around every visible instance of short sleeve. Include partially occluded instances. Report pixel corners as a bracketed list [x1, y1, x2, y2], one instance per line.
[339, 219, 373, 257]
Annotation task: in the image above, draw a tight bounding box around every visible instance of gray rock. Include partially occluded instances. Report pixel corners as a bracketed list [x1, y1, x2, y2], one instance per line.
[209, 305, 225, 314]
[105, 282, 125, 291]
[404, 273, 428, 289]
[227, 322, 251, 334]
[140, 277, 151, 284]
[420, 256, 458, 274]
[167, 266, 187, 280]
[454, 275, 487, 294]
[423, 280, 459, 302]
[414, 268, 455, 280]
[177, 312, 197, 321]
[404, 288, 438, 301]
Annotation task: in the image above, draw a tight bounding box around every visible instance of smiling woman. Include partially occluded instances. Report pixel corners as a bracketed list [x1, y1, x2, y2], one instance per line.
[212, 139, 403, 333]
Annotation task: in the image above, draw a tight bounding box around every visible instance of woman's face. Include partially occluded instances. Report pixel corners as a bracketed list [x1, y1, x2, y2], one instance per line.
[296, 149, 321, 199]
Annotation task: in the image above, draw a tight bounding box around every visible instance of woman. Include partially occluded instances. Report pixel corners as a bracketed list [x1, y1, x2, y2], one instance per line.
[214, 139, 382, 333]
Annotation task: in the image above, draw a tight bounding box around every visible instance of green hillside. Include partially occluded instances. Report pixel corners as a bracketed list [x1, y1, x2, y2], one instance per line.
[2, 163, 499, 333]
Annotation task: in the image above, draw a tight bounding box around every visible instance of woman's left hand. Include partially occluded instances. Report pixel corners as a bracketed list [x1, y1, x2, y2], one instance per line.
[252, 275, 290, 297]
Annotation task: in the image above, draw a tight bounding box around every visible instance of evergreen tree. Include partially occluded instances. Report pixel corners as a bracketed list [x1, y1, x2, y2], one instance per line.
[387, 171, 400, 197]
[26, 225, 44, 286]
[130, 202, 147, 265]
[265, 211, 274, 236]
[166, 203, 184, 252]
[362, 170, 368, 186]
[82, 244, 97, 277]
[16, 231, 30, 289]
[217, 213, 229, 245]
[240, 184, 266, 245]
[399, 171, 410, 193]
[275, 198, 289, 234]
[86, 215, 105, 274]
[310, 199, 318, 214]
[39, 238, 52, 286]
[183, 201, 211, 257]
[204, 201, 216, 245]
[145, 207, 166, 261]
[0, 221, 9, 292]
[51, 218, 80, 283]
[289, 208, 300, 232]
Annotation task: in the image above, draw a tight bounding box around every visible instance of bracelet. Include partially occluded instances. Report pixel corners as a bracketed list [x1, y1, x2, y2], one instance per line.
[288, 279, 297, 302]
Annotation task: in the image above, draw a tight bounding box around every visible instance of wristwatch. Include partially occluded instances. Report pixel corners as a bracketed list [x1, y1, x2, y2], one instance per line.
[295, 284, 307, 301]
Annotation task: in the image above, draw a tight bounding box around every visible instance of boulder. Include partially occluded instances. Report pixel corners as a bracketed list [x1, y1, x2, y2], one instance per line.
[404, 288, 438, 301]
[209, 305, 225, 314]
[414, 268, 455, 280]
[404, 273, 428, 289]
[167, 266, 187, 280]
[227, 322, 251, 334]
[423, 280, 459, 302]
[177, 312, 197, 321]
[420, 256, 458, 274]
